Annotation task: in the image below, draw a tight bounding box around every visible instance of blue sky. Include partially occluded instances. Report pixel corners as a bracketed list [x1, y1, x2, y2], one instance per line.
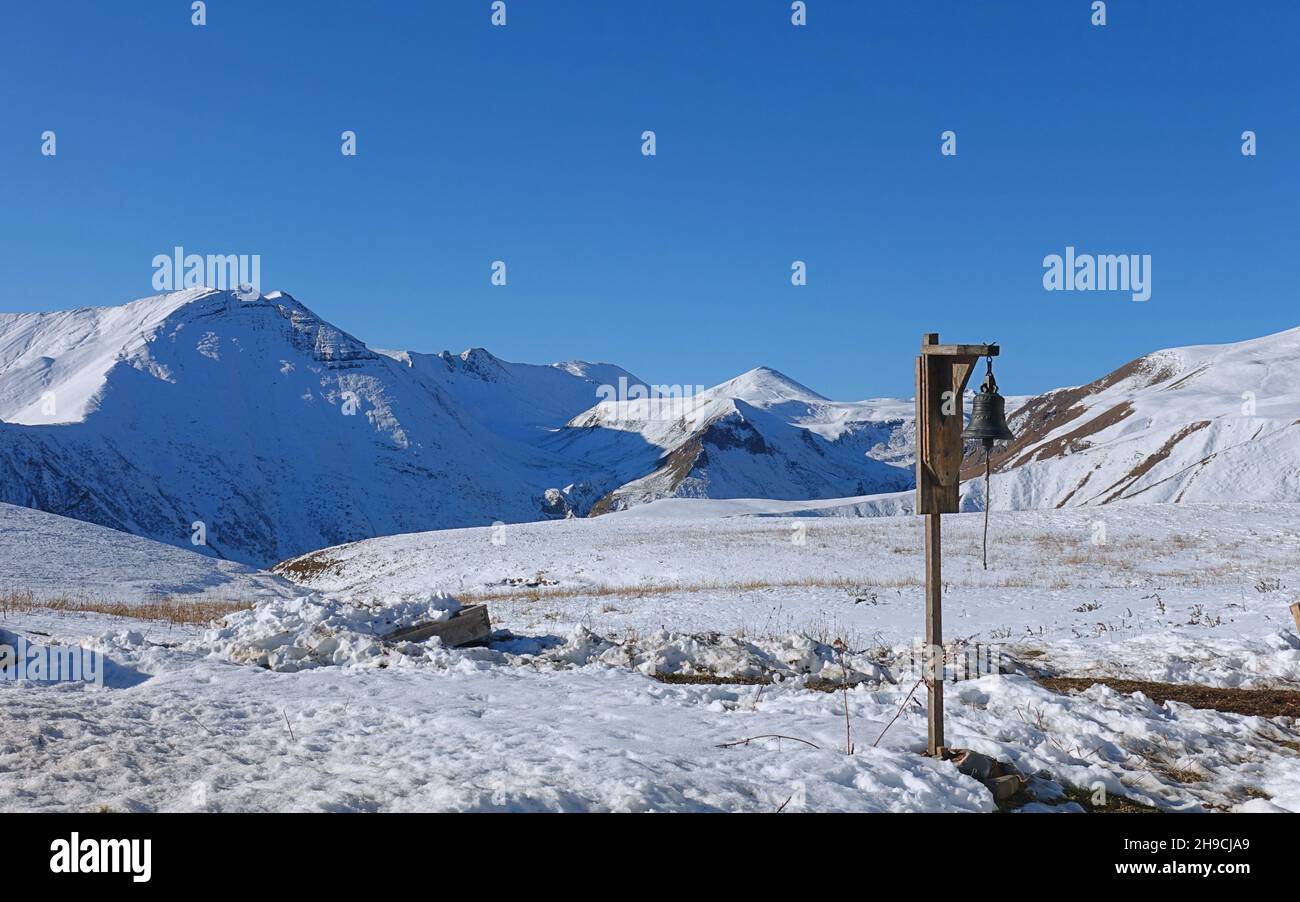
[1, 0, 1296, 398]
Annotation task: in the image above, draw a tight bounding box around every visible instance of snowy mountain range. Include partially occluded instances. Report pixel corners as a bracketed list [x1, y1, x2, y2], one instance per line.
[0, 288, 1295, 566]
[0, 289, 914, 565]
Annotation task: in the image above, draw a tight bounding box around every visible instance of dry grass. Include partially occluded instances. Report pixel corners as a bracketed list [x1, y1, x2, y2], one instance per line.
[272, 554, 342, 582]
[1155, 764, 1206, 785]
[1058, 783, 1160, 814]
[650, 671, 872, 694]
[984, 527, 1294, 589]
[458, 575, 920, 606]
[1040, 676, 1300, 718]
[454, 570, 1080, 606]
[0, 590, 251, 626]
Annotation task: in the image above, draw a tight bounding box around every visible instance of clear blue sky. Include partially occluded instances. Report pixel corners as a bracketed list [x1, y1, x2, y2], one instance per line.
[1, 1, 1296, 398]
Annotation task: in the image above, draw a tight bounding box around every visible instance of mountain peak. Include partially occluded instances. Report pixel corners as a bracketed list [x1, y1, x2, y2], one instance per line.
[459, 346, 498, 364]
[431, 346, 506, 381]
[705, 367, 829, 405]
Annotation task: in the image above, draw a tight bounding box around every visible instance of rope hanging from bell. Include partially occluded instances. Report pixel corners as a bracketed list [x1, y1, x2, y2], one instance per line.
[961, 354, 1015, 570]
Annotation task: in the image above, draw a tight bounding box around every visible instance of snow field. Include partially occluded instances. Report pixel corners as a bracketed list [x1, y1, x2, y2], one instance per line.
[2, 607, 1296, 812]
[2, 499, 1298, 812]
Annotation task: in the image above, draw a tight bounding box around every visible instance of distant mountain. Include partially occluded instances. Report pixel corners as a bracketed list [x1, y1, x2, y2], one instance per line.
[374, 346, 642, 442]
[0, 289, 914, 564]
[971, 327, 1300, 509]
[0, 290, 652, 565]
[555, 367, 914, 513]
[10, 289, 1278, 567]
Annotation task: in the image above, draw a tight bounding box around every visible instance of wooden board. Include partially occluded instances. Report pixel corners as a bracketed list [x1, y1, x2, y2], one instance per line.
[915, 333, 983, 514]
[1291, 601, 1300, 636]
[914, 353, 931, 511]
[382, 604, 492, 648]
[920, 343, 999, 357]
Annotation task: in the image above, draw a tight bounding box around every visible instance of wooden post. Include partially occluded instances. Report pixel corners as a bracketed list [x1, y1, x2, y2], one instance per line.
[915, 333, 998, 757]
[1290, 601, 1300, 636]
[924, 509, 943, 753]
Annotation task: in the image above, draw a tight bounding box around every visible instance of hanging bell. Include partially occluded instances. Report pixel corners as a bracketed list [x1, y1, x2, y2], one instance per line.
[962, 360, 1015, 448]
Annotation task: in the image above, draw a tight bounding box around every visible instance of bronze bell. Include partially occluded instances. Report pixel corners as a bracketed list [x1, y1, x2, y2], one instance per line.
[962, 362, 1014, 448]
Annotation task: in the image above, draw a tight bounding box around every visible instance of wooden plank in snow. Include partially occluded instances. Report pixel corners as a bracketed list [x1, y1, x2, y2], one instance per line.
[382, 604, 491, 648]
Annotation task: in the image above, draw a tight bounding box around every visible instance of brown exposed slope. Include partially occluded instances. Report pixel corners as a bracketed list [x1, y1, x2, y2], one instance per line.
[958, 353, 1180, 482]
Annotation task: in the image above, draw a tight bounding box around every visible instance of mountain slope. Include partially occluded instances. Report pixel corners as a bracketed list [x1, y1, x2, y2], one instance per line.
[0, 501, 296, 604]
[376, 346, 643, 441]
[0, 290, 633, 566]
[0, 289, 208, 425]
[969, 327, 1300, 509]
[556, 367, 914, 513]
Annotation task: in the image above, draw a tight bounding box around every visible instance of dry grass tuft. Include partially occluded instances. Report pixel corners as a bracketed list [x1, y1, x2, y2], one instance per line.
[272, 553, 342, 582]
[0, 590, 251, 626]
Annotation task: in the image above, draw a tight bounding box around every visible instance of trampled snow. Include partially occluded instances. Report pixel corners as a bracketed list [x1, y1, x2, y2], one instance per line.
[3, 498, 1297, 812]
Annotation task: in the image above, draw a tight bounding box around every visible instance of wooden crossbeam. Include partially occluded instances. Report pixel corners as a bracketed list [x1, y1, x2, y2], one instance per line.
[921, 343, 999, 357]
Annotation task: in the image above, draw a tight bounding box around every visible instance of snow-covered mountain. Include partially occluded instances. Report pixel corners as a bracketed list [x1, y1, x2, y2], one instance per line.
[0, 290, 653, 565]
[0, 289, 914, 565]
[973, 327, 1300, 509]
[553, 368, 913, 513]
[375, 346, 642, 442]
[4, 288, 1294, 567]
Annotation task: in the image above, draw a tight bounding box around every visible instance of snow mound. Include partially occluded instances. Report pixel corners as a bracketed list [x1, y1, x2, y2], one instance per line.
[200, 592, 462, 672]
[200, 591, 892, 685]
[510, 627, 890, 683]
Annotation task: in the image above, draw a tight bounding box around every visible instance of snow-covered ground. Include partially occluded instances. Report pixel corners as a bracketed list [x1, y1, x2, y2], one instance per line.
[279, 500, 1300, 688]
[0, 502, 297, 604]
[2, 500, 1298, 812]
